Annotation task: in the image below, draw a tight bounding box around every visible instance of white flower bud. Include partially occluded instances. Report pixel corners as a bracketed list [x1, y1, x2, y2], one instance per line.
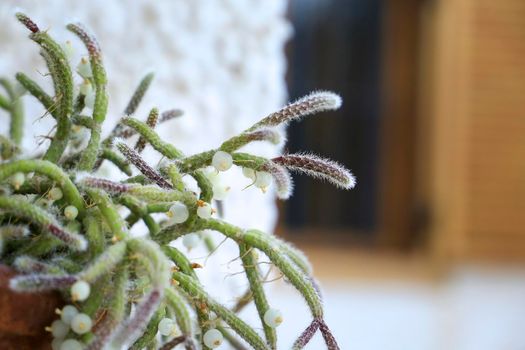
[263, 308, 283, 328]
[62, 41, 75, 61]
[10, 172, 25, 190]
[196, 201, 213, 219]
[70, 313, 92, 334]
[51, 319, 69, 339]
[255, 171, 272, 191]
[182, 233, 200, 250]
[64, 206, 78, 221]
[158, 317, 178, 336]
[77, 57, 92, 79]
[212, 184, 230, 201]
[59, 305, 79, 325]
[204, 167, 220, 185]
[71, 280, 90, 302]
[212, 151, 233, 172]
[203, 328, 223, 349]
[60, 339, 84, 350]
[48, 187, 63, 201]
[242, 167, 256, 181]
[79, 80, 93, 96]
[167, 202, 189, 224]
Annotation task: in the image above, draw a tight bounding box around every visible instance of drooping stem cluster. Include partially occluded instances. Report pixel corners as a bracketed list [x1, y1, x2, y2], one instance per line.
[0, 12, 355, 350]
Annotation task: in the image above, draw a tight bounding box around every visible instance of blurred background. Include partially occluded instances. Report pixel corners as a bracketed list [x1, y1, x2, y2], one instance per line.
[277, 0, 525, 349]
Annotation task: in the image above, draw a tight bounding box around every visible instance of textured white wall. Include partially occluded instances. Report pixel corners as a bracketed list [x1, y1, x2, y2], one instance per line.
[0, 0, 291, 232]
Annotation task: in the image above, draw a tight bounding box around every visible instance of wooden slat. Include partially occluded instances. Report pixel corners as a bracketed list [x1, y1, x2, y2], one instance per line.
[424, 0, 525, 261]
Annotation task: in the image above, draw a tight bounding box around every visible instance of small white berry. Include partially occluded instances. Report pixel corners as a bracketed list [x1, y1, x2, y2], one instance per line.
[263, 308, 283, 328]
[10, 172, 25, 190]
[196, 201, 213, 219]
[158, 317, 178, 336]
[203, 328, 223, 349]
[255, 172, 272, 191]
[77, 57, 92, 79]
[242, 167, 256, 181]
[51, 338, 63, 350]
[212, 151, 233, 172]
[70, 313, 92, 334]
[182, 233, 200, 250]
[59, 339, 84, 350]
[212, 184, 230, 201]
[62, 41, 75, 61]
[59, 305, 79, 325]
[48, 187, 63, 201]
[167, 202, 189, 224]
[50, 319, 69, 339]
[71, 280, 90, 302]
[64, 206, 79, 221]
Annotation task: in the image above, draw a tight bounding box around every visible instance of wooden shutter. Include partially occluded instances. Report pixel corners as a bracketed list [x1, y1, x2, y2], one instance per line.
[422, 0, 525, 260]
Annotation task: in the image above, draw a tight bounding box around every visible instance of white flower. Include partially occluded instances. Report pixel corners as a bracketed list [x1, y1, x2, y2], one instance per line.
[70, 313, 92, 334]
[59, 339, 84, 350]
[10, 172, 25, 190]
[62, 40, 75, 61]
[48, 187, 64, 201]
[203, 328, 223, 348]
[158, 317, 178, 336]
[255, 171, 272, 191]
[263, 308, 283, 328]
[71, 280, 90, 302]
[76, 57, 92, 79]
[212, 183, 230, 201]
[58, 305, 79, 325]
[196, 201, 213, 219]
[167, 202, 189, 224]
[50, 319, 69, 339]
[212, 151, 233, 172]
[242, 167, 256, 181]
[182, 233, 200, 250]
[64, 206, 79, 221]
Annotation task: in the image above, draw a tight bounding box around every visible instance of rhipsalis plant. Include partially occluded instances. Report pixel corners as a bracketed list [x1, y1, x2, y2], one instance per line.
[0, 13, 355, 350]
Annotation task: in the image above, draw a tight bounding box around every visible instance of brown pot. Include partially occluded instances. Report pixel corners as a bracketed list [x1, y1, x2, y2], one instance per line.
[0, 265, 63, 350]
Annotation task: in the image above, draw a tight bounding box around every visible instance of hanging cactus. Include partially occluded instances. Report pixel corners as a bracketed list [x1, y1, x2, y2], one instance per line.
[0, 12, 356, 350]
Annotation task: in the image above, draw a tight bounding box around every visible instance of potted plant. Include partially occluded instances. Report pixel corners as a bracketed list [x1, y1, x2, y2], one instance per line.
[0, 12, 355, 350]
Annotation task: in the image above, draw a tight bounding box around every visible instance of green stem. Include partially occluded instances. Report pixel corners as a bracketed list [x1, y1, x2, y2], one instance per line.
[15, 72, 56, 118]
[157, 219, 323, 318]
[130, 305, 165, 350]
[100, 148, 132, 176]
[239, 243, 277, 349]
[27, 31, 73, 162]
[164, 287, 193, 336]
[118, 195, 159, 235]
[86, 189, 128, 241]
[122, 117, 184, 159]
[173, 271, 269, 350]
[0, 78, 25, 146]
[68, 23, 108, 171]
[0, 159, 85, 216]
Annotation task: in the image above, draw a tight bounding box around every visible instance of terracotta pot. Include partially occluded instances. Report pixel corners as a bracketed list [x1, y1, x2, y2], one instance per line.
[0, 265, 63, 350]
